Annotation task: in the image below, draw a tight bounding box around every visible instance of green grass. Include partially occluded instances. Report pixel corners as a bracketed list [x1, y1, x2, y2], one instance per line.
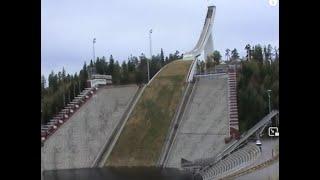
[106, 60, 192, 166]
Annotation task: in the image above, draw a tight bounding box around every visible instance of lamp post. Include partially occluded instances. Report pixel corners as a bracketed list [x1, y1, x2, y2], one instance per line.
[93, 38, 96, 62]
[148, 29, 152, 83]
[267, 89, 272, 113]
[92, 38, 96, 79]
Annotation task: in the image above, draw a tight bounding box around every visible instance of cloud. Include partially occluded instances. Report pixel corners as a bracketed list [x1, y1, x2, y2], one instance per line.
[41, 0, 278, 77]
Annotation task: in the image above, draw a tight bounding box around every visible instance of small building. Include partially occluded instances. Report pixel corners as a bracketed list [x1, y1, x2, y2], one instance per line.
[87, 74, 112, 88]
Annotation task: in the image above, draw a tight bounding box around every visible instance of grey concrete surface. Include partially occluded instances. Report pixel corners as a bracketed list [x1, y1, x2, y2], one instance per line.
[165, 75, 229, 168]
[98, 85, 145, 167]
[235, 161, 279, 180]
[41, 85, 138, 172]
[255, 138, 279, 164]
[247, 138, 279, 166]
[233, 138, 279, 180]
[201, 144, 261, 180]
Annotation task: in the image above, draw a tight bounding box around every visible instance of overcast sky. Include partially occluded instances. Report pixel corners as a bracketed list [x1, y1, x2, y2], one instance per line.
[41, 0, 279, 78]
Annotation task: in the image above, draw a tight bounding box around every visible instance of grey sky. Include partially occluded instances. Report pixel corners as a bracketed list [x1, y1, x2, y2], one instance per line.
[41, 0, 279, 78]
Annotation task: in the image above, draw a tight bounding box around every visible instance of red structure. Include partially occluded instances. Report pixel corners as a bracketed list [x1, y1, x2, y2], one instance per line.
[227, 67, 240, 140]
[41, 86, 100, 144]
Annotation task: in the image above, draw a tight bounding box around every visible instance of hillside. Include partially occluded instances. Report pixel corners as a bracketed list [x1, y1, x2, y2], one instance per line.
[106, 60, 192, 166]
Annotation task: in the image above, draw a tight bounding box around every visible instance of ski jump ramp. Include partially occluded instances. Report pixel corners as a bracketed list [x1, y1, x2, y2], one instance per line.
[184, 5, 215, 60]
[162, 5, 230, 168]
[164, 75, 229, 168]
[184, 5, 216, 82]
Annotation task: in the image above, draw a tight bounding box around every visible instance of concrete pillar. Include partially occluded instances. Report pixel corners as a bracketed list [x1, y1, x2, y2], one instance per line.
[204, 33, 214, 60]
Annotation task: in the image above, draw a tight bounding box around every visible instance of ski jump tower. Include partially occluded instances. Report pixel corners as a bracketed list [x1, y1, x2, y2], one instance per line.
[184, 5, 216, 60]
[185, 5, 216, 82]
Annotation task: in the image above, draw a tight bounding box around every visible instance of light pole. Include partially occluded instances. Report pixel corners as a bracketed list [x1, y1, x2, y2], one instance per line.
[93, 38, 96, 62]
[267, 89, 272, 113]
[148, 29, 152, 83]
[91, 38, 96, 79]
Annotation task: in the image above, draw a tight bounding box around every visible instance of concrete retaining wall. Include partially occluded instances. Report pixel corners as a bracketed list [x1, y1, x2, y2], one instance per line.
[41, 85, 138, 171]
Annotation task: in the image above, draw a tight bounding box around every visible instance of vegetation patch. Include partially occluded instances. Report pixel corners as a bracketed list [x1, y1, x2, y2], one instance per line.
[106, 60, 191, 166]
[238, 58, 279, 132]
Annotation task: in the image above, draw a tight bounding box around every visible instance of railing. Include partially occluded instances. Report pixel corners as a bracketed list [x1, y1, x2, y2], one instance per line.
[221, 153, 279, 180]
[200, 144, 261, 180]
[212, 111, 279, 165]
[41, 86, 98, 144]
[186, 59, 197, 82]
[181, 110, 279, 169]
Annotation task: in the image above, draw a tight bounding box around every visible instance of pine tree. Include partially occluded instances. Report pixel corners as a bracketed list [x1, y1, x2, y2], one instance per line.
[109, 55, 115, 75]
[231, 48, 239, 60]
[121, 61, 129, 84]
[62, 67, 66, 82]
[139, 53, 148, 83]
[212, 50, 222, 64]
[245, 44, 251, 61]
[112, 61, 121, 84]
[160, 48, 165, 66]
[252, 45, 263, 63]
[225, 49, 231, 61]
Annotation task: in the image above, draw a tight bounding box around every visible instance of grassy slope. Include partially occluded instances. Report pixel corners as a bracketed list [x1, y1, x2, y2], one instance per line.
[106, 60, 192, 166]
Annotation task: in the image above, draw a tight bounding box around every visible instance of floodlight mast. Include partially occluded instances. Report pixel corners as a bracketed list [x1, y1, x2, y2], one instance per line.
[93, 38, 96, 62]
[92, 38, 96, 79]
[148, 29, 152, 83]
[267, 89, 272, 113]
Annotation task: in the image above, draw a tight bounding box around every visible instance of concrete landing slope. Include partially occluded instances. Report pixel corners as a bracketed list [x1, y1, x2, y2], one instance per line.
[106, 60, 192, 166]
[41, 85, 138, 171]
[235, 160, 278, 180]
[165, 74, 229, 168]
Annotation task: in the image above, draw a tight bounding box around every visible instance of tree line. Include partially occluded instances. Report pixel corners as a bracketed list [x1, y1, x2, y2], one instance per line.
[41, 49, 183, 125]
[197, 44, 279, 75]
[238, 44, 279, 132]
[198, 44, 279, 132]
[197, 50, 223, 73]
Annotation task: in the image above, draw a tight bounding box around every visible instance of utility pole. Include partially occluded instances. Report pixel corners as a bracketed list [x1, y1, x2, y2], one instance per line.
[92, 38, 96, 79]
[93, 38, 96, 63]
[148, 29, 152, 83]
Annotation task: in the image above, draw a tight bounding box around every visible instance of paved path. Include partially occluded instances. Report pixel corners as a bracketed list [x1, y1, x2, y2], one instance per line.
[235, 159, 278, 180]
[229, 138, 279, 180]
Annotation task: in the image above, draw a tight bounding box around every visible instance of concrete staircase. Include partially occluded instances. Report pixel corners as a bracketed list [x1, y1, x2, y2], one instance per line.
[228, 70, 239, 134]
